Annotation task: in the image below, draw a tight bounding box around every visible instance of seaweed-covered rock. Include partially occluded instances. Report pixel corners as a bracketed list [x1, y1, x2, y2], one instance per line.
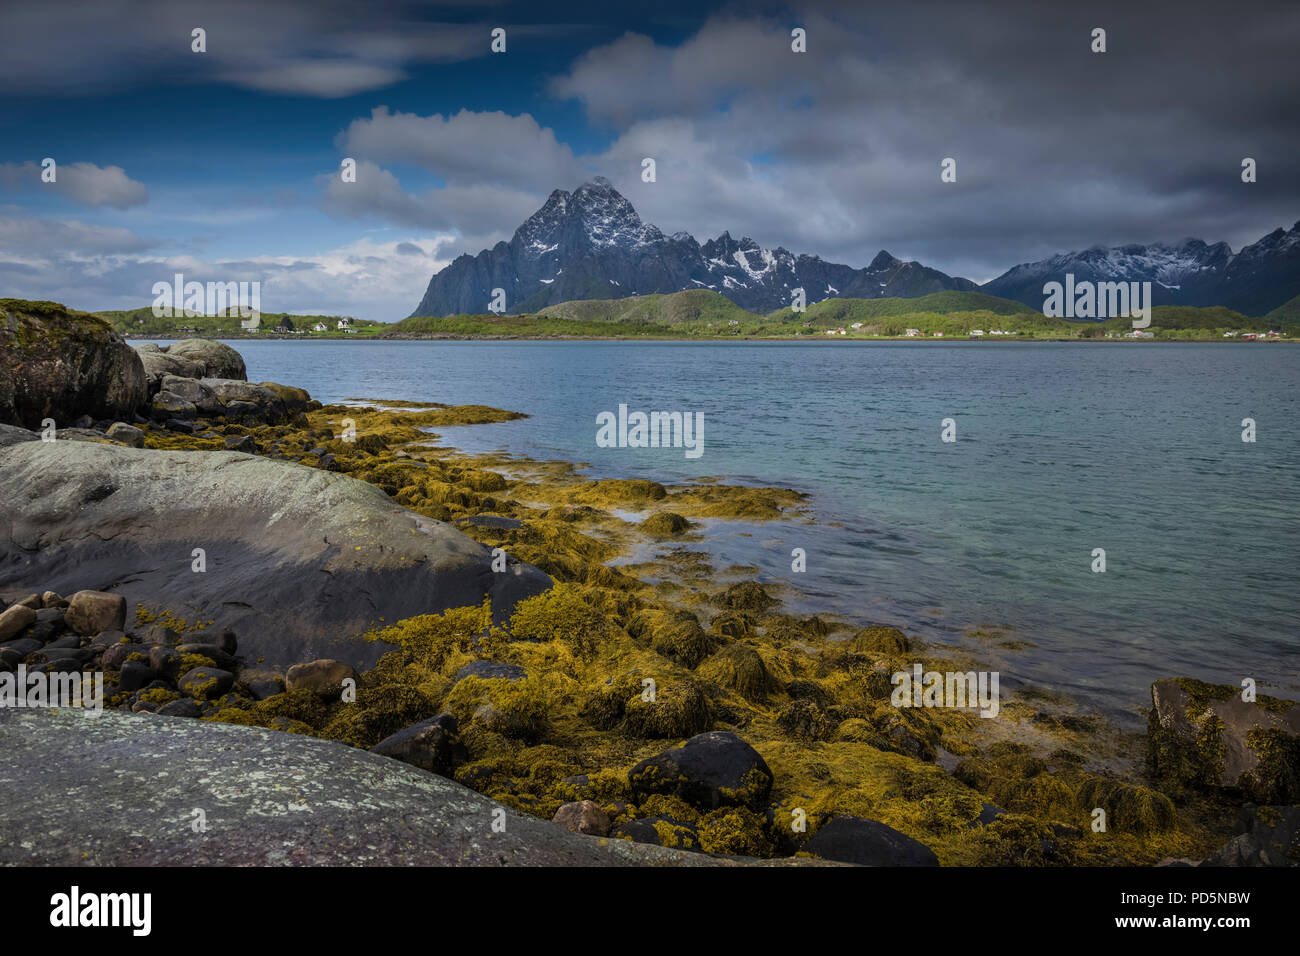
[850, 625, 911, 655]
[805, 815, 939, 867]
[178, 666, 234, 699]
[1147, 677, 1300, 802]
[628, 730, 773, 811]
[0, 299, 147, 430]
[454, 661, 526, 684]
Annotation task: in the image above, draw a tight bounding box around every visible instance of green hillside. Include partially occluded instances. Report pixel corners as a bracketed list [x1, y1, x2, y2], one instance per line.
[766, 290, 1036, 324]
[1264, 293, 1300, 325]
[535, 288, 754, 326]
[98, 306, 387, 337]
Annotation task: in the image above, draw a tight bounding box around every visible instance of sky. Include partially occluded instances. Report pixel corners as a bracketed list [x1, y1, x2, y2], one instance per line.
[1, 0, 1297, 321]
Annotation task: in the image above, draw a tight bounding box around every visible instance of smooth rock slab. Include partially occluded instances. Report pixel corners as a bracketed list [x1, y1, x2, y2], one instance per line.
[0, 709, 822, 866]
[0, 441, 552, 669]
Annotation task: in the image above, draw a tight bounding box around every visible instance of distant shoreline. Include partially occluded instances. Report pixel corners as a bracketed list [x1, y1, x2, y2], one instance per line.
[125, 333, 1300, 344]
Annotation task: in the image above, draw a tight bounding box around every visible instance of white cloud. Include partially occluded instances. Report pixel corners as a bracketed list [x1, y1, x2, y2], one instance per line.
[0, 162, 148, 208]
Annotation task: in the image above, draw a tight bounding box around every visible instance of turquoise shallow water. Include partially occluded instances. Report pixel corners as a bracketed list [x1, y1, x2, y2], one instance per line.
[212, 339, 1300, 726]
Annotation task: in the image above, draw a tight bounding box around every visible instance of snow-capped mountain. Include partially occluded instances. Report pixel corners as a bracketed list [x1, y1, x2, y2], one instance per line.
[410, 177, 975, 317]
[983, 223, 1300, 315]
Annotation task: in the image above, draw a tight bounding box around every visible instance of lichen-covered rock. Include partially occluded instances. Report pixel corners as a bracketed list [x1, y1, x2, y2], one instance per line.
[0, 299, 147, 430]
[0, 708, 821, 866]
[1147, 677, 1300, 803]
[628, 730, 774, 811]
[805, 815, 939, 867]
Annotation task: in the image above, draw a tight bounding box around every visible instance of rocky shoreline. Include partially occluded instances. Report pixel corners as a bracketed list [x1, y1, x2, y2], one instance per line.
[1, 298, 1296, 866]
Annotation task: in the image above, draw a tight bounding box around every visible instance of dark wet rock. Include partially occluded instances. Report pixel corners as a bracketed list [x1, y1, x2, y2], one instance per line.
[0, 300, 147, 430]
[118, 660, 155, 692]
[147, 646, 181, 677]
[163, 417, 198, 433]
[175, 642, 238, 672]
[805, 815, 940, 867]
[157, 699, 203, 718]
[454, 660, 526, 684]
[977, 803, 1006, 825]
[100, 642, 140, 671]
[461, 515, 524, 530]
[90, 629, 127, 647]
[628, 730, 774, 811]
[34, 607, 66, 628]
[614, 817, 702, 852]
[1, 638, 43, 658]
[553, 800, 612, 836]
[0, 441, 552, 670]
[1205, 805, 1300, 867]
[0, 708, 824, 866]
[224, 434, 257, 453]
[65, 590, 126, 636]
[247, 676, 285, 700]
[178, 667, 234, 699]
[369, 714, 465, 776]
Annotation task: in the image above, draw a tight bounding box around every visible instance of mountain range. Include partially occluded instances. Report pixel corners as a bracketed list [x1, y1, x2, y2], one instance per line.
[411, 178, 1300, 319]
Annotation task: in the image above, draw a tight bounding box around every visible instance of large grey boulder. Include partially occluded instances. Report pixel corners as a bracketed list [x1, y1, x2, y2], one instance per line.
[136, 349, 205, 393]
[163, 338, 247, 380]
[0, 709, 821, 866]
[0, 441, 551, 669]
[0, 299, 147, 429]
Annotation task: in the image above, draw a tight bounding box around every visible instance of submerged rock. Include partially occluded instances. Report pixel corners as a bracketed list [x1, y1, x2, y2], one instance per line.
[0, 441, 552, 669]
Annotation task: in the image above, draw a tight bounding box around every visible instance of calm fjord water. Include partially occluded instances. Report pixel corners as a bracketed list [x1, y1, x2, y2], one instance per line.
[224, 339, 1300, 724]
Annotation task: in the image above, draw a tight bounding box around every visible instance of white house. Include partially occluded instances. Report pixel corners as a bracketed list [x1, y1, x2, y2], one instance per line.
[904, 328, 921, 337]
[970, 329, 985, 337]
[312, 322, 328, 332]
[337, 317, 352, 329]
